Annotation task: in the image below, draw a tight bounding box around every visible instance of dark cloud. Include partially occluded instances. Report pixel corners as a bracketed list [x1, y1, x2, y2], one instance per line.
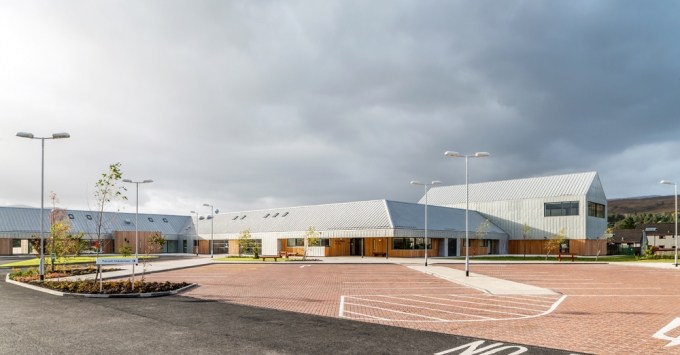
[1, 0, 679, 216]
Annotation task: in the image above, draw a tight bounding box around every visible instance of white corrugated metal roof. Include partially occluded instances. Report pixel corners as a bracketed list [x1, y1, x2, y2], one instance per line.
[0, 206, 192, 237]
[419, 172, 600, 205]
[201, 199, 504, 234]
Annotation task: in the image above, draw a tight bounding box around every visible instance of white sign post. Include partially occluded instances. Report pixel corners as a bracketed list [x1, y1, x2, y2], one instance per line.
[95, 258, 138, 292]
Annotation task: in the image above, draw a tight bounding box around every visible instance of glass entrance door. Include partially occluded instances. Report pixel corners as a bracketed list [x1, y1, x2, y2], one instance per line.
[350, 238, 363, 256]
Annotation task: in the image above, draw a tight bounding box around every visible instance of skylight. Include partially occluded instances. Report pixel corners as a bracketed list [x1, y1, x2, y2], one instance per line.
[162, 218, 168, 223]
[272, 213, 279, 217]
[68, 214, 74, 219]
[232, 216, 239, 220]
[86, 215, 92, 220]
[148, 217, 154, 222]
[264, 214, 270, 218]
[282, 212, 289, 217]
[240, 215, 247, 220]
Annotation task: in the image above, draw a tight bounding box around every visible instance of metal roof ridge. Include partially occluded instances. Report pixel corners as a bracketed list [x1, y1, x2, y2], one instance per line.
[428, 171, 598, 189]
[217, 199, 388, 215]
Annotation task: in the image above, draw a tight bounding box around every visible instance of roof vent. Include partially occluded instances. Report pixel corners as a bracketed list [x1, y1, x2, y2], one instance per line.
[162, 218, 168, 223]
[148, 217, 154, 222]
[68, 214, 75, 219]
[124, 219, 131, 224]
[86, 214, 93, 220]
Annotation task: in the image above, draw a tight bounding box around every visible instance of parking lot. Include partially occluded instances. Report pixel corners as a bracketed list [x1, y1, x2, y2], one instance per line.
[143, 262, 680, 354]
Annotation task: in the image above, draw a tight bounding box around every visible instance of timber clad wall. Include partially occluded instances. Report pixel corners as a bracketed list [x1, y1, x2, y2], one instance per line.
[0, 239, 12, 255]
[281, 238, 440, 257]
[508, 239, 607, 256]
[113, 231, 162, 254]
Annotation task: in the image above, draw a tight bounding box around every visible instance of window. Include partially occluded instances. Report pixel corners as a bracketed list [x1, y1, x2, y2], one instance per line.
[660, 236, 666, 239]
[545, 201, 579, 217]
[240, 215, 247, 220]
[86, 214, 93, 220]
[660, 245, 665, 249]
[162, 218, 168, 223]
[68, 214, 75, 219]
[479, 239, 490, 247]
[232, 216, 239, 220]
[587, 202, 605, 218]
[241, 239, 262, 254]
[287, 238, 304, 247]
[12, 239, 21, 248]
[213, 240, 229, 254]
[148, 217, 154, 222]
[272, 213, 279, 217]
[263, 214, 270, 218]
[282, 212, 289, 217]
[392, 237, 431, 250]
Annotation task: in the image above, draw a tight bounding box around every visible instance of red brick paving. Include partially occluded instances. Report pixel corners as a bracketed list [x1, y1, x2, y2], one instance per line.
[142, 263, 680, 355]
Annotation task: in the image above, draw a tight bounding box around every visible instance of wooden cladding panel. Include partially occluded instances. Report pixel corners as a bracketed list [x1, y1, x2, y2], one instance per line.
[508, 240, 548, 255]
[0, 239, 12, 255]
[569, 239, 607, 256]
[229, 240, 239, 255]
[198, 240, 210, 254]
[328, 239, 350, 256]
[459, 239, 492, 256]
[113, 231, 162, 254]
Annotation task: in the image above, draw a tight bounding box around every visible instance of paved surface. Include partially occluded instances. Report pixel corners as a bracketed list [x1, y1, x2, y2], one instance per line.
[409, 265, 560, 295]
[139, 262, 680, 355]
[0, 272, 573, 355]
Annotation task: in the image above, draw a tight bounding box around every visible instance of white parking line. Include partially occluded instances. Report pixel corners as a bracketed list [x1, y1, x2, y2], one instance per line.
[344, 302, 450, 321]
[409, 295, 548, 313]
[437, 294, 558, 306]
[346, 297, 493, 319]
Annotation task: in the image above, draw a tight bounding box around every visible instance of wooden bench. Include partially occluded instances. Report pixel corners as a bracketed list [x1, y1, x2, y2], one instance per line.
[261, 256, 279, 262]
[373, 252, 386, 257]
[278, 251, 299, 258]
[557, 253, 576, 262]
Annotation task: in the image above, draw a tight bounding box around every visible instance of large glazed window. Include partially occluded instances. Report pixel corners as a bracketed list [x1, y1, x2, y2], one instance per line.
[392, 237, 431, 250]
[544, 201, 579, 217]
[588, 202, 605, 218]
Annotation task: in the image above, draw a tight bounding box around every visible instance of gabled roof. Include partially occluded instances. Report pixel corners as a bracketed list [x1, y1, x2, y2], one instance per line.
[0, 206, 192, 236]
[201, 200, 505, 234]
[419, 172, 600, 205]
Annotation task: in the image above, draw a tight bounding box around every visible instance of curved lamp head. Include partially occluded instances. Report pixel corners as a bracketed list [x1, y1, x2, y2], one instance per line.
[199, 216, 205, 220]
[475, 152, 490, 158]
[142, 179, 153, 183]
[190, 210, 196, 214]
[445, 151, 460, 157]
[203, 203, 210, 207]
[411, 181, 422, 185]
[432, 181, 442, 185]
[52, 132, 70, 139]
[16, 132, 34, 139]
[122, 179, 132, 183]
[661, 180, 675, 185]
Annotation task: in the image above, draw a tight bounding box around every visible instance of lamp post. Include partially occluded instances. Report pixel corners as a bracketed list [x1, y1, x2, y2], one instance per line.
[203, 204, 214, 258]
[122, 179, 153, 290]
[661, 180, 678, 267]
[445, 151, 490, 277]
[190, 210, 199, 256]
[411, 181, 442, 266]
[16, 131, 70, 281]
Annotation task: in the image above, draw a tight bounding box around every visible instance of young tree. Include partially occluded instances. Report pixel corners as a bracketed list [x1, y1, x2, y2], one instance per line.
[119, 238, 132, 257]
[545, 228, 567, 260]
[238, 228, 254, 257]
[596, 227, 614, 261]
[473, 219, 490, 258]
[89, 163, 127, 284]
[522, 222, 531, 260]
[302, 226, 321, 261]
[141, 232, 166, 282]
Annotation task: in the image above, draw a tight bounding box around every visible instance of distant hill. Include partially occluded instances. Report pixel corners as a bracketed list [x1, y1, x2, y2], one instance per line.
[608, 195, 677, 215]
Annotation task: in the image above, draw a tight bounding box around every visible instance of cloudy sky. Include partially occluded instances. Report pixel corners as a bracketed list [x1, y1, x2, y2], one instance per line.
[1, 1, 679, 216]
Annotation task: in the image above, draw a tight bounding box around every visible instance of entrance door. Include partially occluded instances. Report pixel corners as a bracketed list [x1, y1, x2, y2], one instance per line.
[182, 240, 187, 253]
[350, 238, 363, 256]
[448, 238, 457, 257]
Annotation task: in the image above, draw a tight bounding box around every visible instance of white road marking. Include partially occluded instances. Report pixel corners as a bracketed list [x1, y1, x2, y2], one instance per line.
[344, 302, 450, 321]
[410, 294, 548, 313]
[345, 297, 494, 319]
[652, 317, 680, 347]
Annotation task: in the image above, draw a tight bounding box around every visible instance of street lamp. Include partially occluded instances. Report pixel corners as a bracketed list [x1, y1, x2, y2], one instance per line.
[411, 181, 442, 266]
[190, 210, 199, 256]
[203, 204, 215, 258]
[16, 131, 70, 281]
[661, 180, 678, 267]
[122, 179, 153, 290]
[445, 151, 490, 277]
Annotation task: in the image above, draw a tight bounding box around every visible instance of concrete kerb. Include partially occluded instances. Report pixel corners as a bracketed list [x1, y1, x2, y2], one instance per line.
[5, 273, 197, 298]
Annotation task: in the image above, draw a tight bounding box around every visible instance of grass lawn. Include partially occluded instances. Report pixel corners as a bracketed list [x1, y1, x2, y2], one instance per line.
[0, 255, 157, 267]
[441, 255, 675, 262]
[214, 256, 262, 261]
